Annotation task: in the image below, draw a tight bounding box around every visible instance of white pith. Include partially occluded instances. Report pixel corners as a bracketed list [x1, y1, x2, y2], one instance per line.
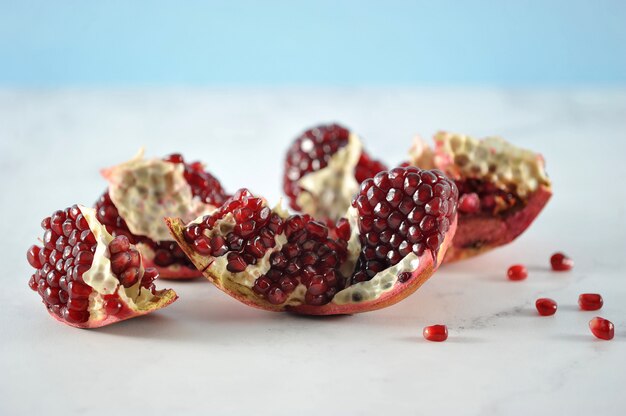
[331, 253, 420, 305]
[105, 149, 217, 242]
[296, 132, 362, 221]
[409, 132, 550, 197]
[80, 205, 157, 321]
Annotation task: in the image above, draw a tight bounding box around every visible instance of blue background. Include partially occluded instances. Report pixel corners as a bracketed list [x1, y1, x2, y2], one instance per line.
[1, 0, 625, 86]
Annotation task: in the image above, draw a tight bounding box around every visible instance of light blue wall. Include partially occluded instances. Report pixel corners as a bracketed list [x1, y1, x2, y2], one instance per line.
[1, 0, 625, 86]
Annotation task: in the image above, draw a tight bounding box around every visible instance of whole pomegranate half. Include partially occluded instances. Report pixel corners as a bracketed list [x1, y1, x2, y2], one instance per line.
[409, 132, 552, 262]
[283, 123, 387, 222]
[95, 150, 229, 279]
[167, 166, 458, 315]
[27, 205, 177, 328]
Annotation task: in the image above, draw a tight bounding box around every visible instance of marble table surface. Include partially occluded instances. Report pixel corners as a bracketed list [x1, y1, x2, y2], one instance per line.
[0, 88, 624, 415]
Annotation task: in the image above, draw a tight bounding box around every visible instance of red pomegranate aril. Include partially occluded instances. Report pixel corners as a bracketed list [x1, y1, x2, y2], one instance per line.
[578, 293, 603, 311]
[550, 252, 573, 271]
[108, 235, 130, 254]
[104, 298, 123, 315]
[589, 317, 614, 340]
[423, 324, 448, 342]
[193, 237, 212, 255]
[27, 245, 42, 269]
[458, 193, 480, 214]
[267, 287, 288, 304]
[535, 298, 557, 316]
[507, 264, 528, 281]
[227, 253, 247, 273]
[111, 252, 131, 274]
[119, 267, 140, 287]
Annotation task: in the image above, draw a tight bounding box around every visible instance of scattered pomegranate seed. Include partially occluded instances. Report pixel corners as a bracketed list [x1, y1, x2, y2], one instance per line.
[589, 317, 614, 340]
[578, 293, 603, 311]
[423, 324, 448, 342]
[535, 298, 557, 316]
[550, 252, 573, 271]
[507, 264, 528, 281]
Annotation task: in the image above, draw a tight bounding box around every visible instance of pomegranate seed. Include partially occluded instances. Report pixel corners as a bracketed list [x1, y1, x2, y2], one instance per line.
[535, 298, 557, 316]
[578, 293, 603, 311]
[550, 252, 573, 271]
[507, 264, 527, 281]
[423, 325, 448, 342]
[589, 317, 614, 340]
[458, 193, 480, 214]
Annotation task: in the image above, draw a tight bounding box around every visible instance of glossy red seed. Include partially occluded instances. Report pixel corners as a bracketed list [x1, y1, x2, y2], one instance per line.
[507, 264, 528, 281]
[267, 287, 287, 304]
[550, 252, 573, 271]
[423, 325, 448, 342]
[458, 193, 480, 214]
[108, 235, 130, 254]
[104, 298, 123, 315]
[589, 317, 614, 340]
[578, 293, 603, 311]
[535, 298, 557, 316]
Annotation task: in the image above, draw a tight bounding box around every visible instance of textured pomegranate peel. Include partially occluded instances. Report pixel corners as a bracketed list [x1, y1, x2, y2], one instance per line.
[96, 149, 229, 279]
[27, 205, 177, 328]
[409, 132, 552, 262]
[167, 166, 458, 315]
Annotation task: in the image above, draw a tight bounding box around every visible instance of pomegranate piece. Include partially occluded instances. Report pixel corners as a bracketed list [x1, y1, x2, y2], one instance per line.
[589, 317, 614, 340]
[423, 325, 448, 342]
[96, 150, 229, 279]
[408, 132, 552, 263]
[535, 298, 557, 316]
[578, 293, 603, 311]
[507, 264, 528, 281]
[550, 252, 573, 271]
[27, 205, 177, 328]
[283, 123, 387, 221]
[166, 166, 459, 315]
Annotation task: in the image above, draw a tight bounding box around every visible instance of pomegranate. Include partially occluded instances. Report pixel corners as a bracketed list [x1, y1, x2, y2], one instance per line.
[283, 123, 387, 222]
[550, 252, 573, 271]
[423, 324, 448, 342]
[409, 132, 552, 262]
[507, 264, 528, 281]
[27, 205, 177, 328]
[589, 317, 614, 340]
[95, 150, 229, 279]
[167, 166, 458, 315]
[535, 298, 557, 316]
[578, 293, 603, 311]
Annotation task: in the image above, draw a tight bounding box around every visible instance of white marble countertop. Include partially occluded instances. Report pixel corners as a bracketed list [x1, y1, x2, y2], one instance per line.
[1, 88, 624, 415]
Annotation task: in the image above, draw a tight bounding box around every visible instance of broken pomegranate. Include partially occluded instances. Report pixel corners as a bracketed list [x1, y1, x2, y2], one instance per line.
[535, 298, 557, 316]
[423, 324, 448, 342]
[589, 317, 614, 340]
[167, 166, 458, 315]
[550, 252, 573, 271]
[95, 150, 229, 279]
[27, 205, 177, 328]
[283, 123, 387, 222]
[408, 132, 552, 262]
[578, 293, 603, 311]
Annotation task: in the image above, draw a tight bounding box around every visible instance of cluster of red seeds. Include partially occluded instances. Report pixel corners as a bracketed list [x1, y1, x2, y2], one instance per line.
[26, 206, 157, 325]
[253, 215, 347, 305]
[184, 189, 283, 268]
[283, 124, 386, 210]
[351, 167, 458, 283]
[96, 154, 229, 270]
[185, 189, 348, 306]
[455, 178, 523, 216]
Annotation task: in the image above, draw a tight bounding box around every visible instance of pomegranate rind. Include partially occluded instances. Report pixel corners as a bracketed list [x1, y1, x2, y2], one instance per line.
[47, 288, 178, 329]
[409, 132, 552, 262]
[165, 216, 456, 315]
